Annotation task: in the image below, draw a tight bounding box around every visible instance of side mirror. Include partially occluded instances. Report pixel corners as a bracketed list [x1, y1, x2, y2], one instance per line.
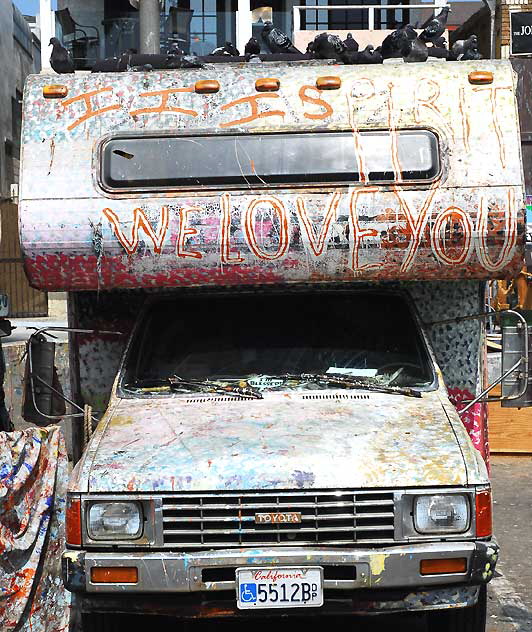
[0, 319, 13, 338]
[22, 333, 66, 425]
[501, 311, 532, 408]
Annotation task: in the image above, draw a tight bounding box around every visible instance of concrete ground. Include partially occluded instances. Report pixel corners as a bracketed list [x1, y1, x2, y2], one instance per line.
[487, 455, 532, 631]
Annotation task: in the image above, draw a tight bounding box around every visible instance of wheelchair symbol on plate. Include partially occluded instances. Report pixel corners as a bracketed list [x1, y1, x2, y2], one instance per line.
[240, 583, 257, 603]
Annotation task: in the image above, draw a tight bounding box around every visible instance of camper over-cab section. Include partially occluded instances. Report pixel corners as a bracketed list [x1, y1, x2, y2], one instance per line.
[20, 60, 525, 289]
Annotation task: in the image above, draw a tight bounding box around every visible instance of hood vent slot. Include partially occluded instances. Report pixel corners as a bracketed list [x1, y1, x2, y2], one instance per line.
[185, 396, 249, 403]
[302, 393, 370, 400]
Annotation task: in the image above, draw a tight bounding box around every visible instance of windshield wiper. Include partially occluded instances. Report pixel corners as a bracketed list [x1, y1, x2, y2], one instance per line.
[168, 375, 263, 400]
[281, 373, 422, 398]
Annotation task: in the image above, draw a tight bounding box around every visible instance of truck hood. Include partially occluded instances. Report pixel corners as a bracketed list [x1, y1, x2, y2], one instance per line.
[86, 390, 468, 492]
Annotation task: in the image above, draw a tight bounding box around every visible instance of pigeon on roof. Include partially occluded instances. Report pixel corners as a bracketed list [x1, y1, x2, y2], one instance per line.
[419, 7, 451, 43]
[404, 36, 428, 62]
[343, 33, 359, 52]
[49, 37, 75, 74]
[167, 42, 184, 56]
[261, 22, 301, 54]
[357, 45, 382, 64]
[211, 41, 240, 56]
[458, 34, 482, 60]
[245, 37, 261, 56]
[380, 26, 411, 59]
[308, 32, 346, 61]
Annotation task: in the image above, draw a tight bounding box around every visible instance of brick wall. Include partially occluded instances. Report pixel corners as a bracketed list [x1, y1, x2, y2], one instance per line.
[497, 1, 532, 57]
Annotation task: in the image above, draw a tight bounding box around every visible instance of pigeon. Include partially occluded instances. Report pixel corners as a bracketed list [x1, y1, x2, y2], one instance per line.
[380, 26, 411, 59]
[166, 53, 204, 69]
[432, 36, 447, 49]
[247, 54, 262, 64]
[211, 41, 240, 56]
[404, 36, 428, 62]
[461, 35, 482, 60]
[261, 21, 301, 54]
[308, 32, 346, 60]
[451, 35, 481, 60]
[357, 45, 383, 64]
[167, 42, 184, 56]
[427, 44, 450, 59]
[343, 32, 359, 52]
[419, 7, 451, 43]
[49, 37, 75, 74]
[244, 37, 261, 56]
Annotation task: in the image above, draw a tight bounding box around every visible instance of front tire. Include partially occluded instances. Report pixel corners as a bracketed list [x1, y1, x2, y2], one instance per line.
[427, 585, 487, 632]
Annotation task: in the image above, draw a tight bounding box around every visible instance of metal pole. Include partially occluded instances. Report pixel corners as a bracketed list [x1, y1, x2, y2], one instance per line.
[139, 0, 161, 55]
[39, 0, 53, 70]
[236, 0, 252, 55]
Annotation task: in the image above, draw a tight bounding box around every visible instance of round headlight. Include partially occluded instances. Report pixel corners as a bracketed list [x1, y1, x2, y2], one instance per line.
[414, 494, 470, 534]
[88, 502, 142, 540]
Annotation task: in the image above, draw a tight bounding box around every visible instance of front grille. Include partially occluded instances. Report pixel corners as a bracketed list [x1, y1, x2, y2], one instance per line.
[161, 490, 396, 549]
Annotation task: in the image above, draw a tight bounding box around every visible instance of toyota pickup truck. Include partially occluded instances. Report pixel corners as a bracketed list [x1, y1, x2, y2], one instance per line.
[18, 58, 525, 631]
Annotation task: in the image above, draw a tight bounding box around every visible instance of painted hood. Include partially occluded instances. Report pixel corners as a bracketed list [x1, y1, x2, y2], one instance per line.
[85, 390, 470, 492]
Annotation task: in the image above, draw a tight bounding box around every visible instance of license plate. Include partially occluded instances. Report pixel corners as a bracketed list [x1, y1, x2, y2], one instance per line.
[236, 567, 323, 609]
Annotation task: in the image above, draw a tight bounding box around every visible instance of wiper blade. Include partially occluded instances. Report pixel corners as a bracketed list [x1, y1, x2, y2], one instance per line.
[281, 373, 422, 399]
[168, 375, 263, 400]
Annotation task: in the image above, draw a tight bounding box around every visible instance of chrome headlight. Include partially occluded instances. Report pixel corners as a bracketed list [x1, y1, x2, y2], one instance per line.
[414, 494, 470, 534]
[87, 502, 142, 540]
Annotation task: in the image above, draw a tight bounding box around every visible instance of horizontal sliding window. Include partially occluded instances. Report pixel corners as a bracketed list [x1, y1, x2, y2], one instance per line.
[101, 130, 439, 191]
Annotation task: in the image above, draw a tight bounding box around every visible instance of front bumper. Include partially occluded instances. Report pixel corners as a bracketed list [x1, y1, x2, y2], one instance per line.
[64, 540, 498, 609]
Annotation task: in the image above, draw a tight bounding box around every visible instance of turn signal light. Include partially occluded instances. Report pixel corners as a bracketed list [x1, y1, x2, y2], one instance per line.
[195, 80, 220, 94]
[91, 567, 138, 584]
[255, 78, 280, 92]
[66, 496, 82, 547]
[316, 76, 342, 90]
[420, 558, 467, 575]
[43, 85, 69, 98]
[476, 489, 493, 537]
[468, 71, 493, 85]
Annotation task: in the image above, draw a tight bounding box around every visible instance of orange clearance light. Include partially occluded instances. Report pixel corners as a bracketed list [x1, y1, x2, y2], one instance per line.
[195, 80, 220, 94]
[91, 567, 138, 584]
[420, 558, 467, 576]
[43, 85, 69, 98]
[66, 496, 82, 547]
[255, 78, 280, 92]
[476, 489, 492, 537]
[468, 71, 493, 85]
[316, 76, 342, 90]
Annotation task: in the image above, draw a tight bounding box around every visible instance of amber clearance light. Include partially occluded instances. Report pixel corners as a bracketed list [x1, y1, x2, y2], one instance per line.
[316, 76, 342, 90]
[420, 558, 467, 575]
[91, 567, 138, 584]
[195, 80, 220, 94]
[468, 71, 493, 85]
[255, 78, 280, 92]
[43, 85, 69, 98]
[66, 496, 82, 547]
[476, 489, 493, 537]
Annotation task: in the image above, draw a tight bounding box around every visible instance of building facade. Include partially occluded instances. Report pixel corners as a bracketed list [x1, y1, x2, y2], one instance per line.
[0, 3, 40, 199]
[0, 4, 46, 318]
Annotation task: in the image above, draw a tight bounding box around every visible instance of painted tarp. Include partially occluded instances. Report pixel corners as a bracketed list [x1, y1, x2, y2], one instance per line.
[19, 60, 525, 290]
[0, 427, 71, 631]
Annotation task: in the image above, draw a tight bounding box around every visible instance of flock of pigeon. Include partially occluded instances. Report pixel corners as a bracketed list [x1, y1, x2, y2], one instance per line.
[49, 8, 482, 74]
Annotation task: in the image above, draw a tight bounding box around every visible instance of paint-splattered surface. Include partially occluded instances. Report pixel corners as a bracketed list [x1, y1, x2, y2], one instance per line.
[19, 60, 525, 290]
[78, 388, 486, 493]
[0, 427, 71, 631]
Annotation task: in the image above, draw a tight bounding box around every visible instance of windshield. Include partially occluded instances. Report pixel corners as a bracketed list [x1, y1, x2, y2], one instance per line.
[121, 292, 434, 395]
